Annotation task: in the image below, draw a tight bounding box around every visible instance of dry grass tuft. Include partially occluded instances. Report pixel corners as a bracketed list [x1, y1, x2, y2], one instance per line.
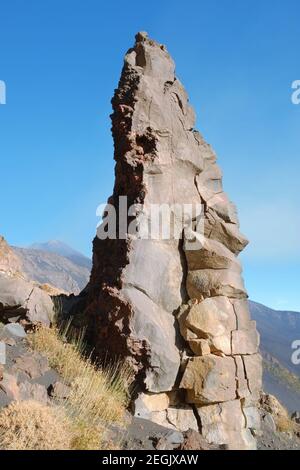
[0, 400, 72, 450]
[70, 419, 105, 450]
[24, 323, 131, 449]
[28, 324, 130, 425]
[276, 414, 298, 434]
[0, 323, 130, 450]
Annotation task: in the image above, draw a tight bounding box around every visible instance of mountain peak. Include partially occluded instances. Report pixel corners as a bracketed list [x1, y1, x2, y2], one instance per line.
[29, 240, 91, 269]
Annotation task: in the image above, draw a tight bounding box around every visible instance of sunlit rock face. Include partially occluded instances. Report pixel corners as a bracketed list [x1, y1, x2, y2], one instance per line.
[86, 32, 262, 450]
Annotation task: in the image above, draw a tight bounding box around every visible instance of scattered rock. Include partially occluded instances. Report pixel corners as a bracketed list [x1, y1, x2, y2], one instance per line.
[154, 430, 184, 450]
[2, 336, 16, 346]
[179, 429, 222, 450]
[19, 381, 48, 404]
[4, 322, 26, 339]
[0, 265, 55, 326]
[48, 381, 71, 400]
[262, 412, 276, 432]
[13, 352, 49, 379]
[0, 372, 20, 401]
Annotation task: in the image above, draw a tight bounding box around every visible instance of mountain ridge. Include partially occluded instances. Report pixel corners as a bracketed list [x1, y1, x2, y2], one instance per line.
[12, 242, 91, 295]
[28, 240, 92, 269]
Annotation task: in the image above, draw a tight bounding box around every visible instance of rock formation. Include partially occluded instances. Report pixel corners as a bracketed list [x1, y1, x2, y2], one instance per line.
[0, 236, 55, 326]
[86, 32, 262, 449]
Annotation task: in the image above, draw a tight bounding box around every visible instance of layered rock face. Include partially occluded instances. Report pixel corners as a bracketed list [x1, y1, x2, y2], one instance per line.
[0, 237, 55, 326]
[87, 32, 262, 449]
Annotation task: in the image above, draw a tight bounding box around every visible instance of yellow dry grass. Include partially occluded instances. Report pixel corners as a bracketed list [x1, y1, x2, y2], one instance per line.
[0, 400, 72, 450]
[0, 322, 131, 450]
[275, 414, 298, 434]
[28, 324, 130, 425]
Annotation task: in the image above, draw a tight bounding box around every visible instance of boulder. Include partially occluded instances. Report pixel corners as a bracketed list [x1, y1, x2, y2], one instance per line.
[0, 272, 55, 326]
[0, 372, 20, 401]
[178, 296, 236, 339]
[204, 215, 248, 254]
[12, 352, 49, 379]
[210, 334, 232, 356]
[19, 382, 48, 404]
[134, 392, 170, 418]
[184, 235, 241, 271]
[206, 192, 239, 225]
[4, 323, 26, 339]
[180, 429, 222, 450]
[180, 355, 237, 404]
[187, 269, 247, 299]
[262, 412, 276, 432]
[48, 381, 71, 400]
[244, 406, 261, 431]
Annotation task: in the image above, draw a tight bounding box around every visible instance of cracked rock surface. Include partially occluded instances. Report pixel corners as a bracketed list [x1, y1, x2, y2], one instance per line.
[86, 32, 262, 450]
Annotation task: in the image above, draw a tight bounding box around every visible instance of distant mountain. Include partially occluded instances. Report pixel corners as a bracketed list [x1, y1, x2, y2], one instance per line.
[250, 301, 300, 376]
[13, 241, 91, 295]
[29, 240, 91, 269]
[249, 301, 300, 412]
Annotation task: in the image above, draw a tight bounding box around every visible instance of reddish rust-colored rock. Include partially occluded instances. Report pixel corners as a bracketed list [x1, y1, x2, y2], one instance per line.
[85, 32, 262, 449]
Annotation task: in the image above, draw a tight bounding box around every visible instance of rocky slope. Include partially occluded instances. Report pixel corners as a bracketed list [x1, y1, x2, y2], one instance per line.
[0, 237, 55, 326]
[5, 238, 299, 416]
[250, 301, 300, 376]
[29, 240, 92, 270]
[13, 240, 300, 413]
[13, 245, 91, 295]
[0, 323, 298, 451]
[249, 301, 300, 413]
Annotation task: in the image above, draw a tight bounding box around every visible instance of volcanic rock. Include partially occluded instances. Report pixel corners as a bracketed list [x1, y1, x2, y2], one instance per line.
[85, 32, 262, 449]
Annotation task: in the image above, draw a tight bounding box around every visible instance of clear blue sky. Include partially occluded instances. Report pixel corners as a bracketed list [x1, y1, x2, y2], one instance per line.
[0, 0, 299, 311]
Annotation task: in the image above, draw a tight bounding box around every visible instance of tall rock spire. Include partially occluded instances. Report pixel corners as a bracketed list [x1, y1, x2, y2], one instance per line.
[86, 32, 262, 450]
